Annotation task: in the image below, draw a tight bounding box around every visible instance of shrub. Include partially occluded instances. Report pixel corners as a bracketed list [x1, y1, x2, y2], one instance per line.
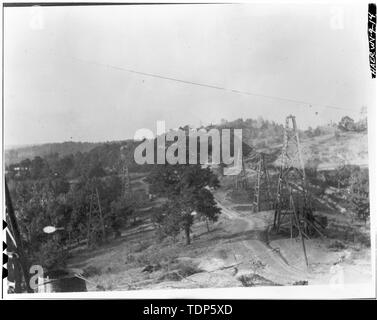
[158, 272, 181, 282]
[175, 261, 202, 278]
[328, 240, 347, 251]
[133, 241, 151, 253]
[82, 265, 102, 277]
[238, 274, 279, 287]
[34, 239, 68, 270]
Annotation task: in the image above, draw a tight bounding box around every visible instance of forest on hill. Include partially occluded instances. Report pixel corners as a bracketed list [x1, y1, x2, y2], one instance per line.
[5, 141, 103, 165]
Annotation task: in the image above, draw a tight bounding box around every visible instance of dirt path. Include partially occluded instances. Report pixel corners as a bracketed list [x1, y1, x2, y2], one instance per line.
[214, 191, 312, 284]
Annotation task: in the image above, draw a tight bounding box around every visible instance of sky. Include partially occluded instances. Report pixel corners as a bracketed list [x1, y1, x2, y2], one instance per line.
[3, 3, 375, 146]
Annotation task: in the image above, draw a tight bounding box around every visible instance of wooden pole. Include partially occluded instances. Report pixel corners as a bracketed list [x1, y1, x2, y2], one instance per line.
[95, 188, 106, 241]
[87, 192, 93, 248]
[290, 188, 309, 267]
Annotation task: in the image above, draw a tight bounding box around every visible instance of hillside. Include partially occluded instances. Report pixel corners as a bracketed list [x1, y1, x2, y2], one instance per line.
[301, 131, 369, 171]
[264, 131, 369, 171]
[5, 117, 371, 293]
[67, 128, 371, 291]
[4, 141, 102, 165]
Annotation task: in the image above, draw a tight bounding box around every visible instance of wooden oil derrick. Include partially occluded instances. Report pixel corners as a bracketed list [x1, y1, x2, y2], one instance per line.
[252, 153, 273, 212]
[120, 145, 139, 224]
[87, 187, 106, 247]
[121, 163, 133, 199]
[274, 115, 310, 231]
[120, 145, 133, 199]
[273, 115, 324, 266]
[235, 154, 248, 190]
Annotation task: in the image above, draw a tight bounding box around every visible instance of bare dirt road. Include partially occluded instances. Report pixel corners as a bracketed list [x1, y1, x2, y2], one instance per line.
[210, 190, 372, 287]
[213, 191, 311, 285]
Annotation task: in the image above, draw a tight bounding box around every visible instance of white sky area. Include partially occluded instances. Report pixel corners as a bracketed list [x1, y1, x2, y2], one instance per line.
[4, 3, 375, 146]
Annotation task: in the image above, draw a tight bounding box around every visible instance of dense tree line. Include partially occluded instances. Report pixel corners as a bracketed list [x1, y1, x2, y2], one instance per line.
[338, 116, 367, 133]
[6, 140, 150, 181]
[215, 117, 285, 148]
[6, 134, 225, 269]
[5, 141, 102, 165]
[323, 165, 369, 220]
[6, 142, 142, 270]
[7, 173, 135, 269]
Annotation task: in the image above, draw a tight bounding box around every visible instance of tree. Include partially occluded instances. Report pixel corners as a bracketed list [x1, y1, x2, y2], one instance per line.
[30, 156, 50, 179]
[313, 127, 322, 136]
[152, 200, 188, 242]
[338, 116, 355, 132]
[109, 198, 134, 238]
[50, 177, 70, 196]
[349, 169, 369, 221]
[195, 188, 221, 231]
[88, 164, 106, 178]
[147, 164, 221, 245]
[10, 178, 69, 269]
[306, 126, 314, 138]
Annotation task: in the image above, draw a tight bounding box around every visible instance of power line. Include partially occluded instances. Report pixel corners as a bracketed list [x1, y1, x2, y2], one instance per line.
[61, 52, 360, 114]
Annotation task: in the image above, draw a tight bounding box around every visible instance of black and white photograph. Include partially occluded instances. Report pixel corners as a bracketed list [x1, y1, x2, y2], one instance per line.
[1, 1, 376, 300]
